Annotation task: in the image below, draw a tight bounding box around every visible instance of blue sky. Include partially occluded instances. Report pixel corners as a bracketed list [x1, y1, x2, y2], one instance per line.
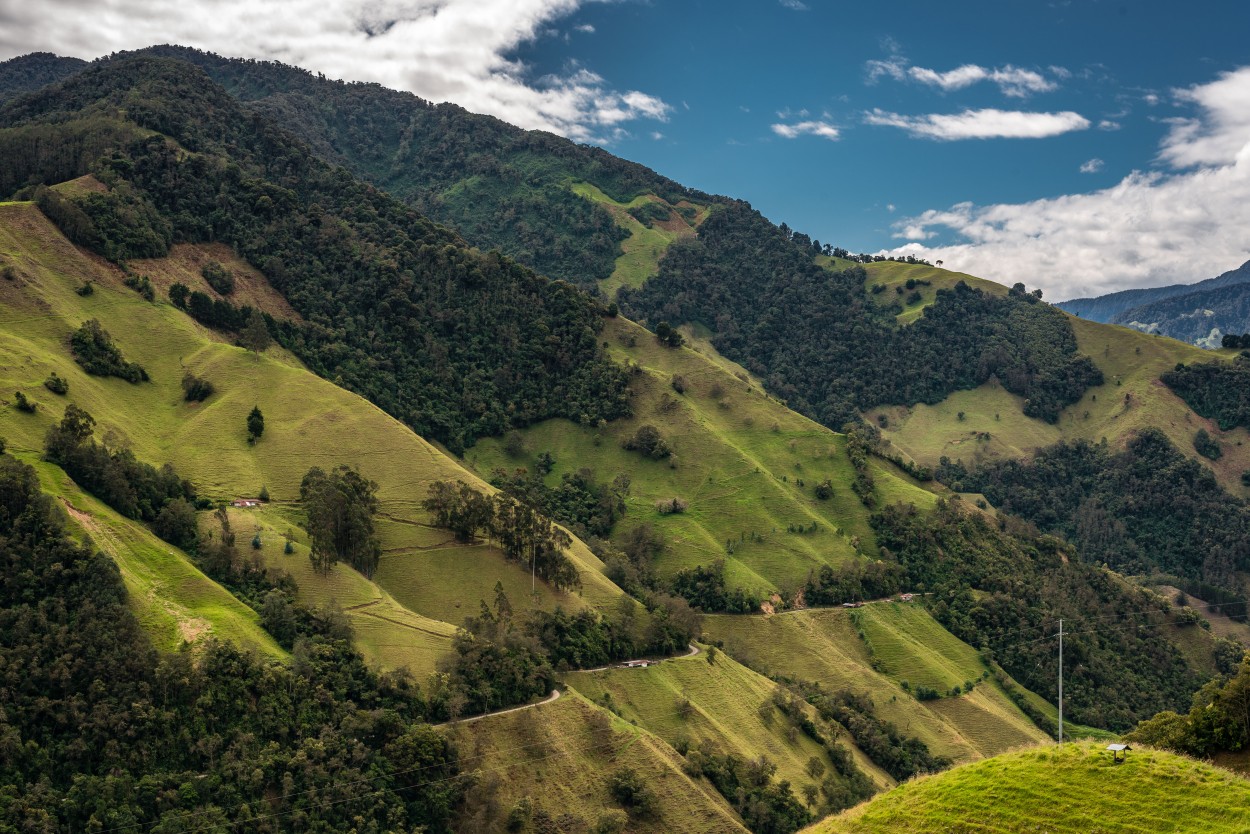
[4, 0, 1250, 298]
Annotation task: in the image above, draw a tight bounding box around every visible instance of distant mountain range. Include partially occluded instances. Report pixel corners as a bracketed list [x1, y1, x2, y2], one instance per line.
[1058, 260, 1250, 347]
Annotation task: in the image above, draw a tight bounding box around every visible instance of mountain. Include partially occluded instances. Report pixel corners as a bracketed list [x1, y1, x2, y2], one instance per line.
[1058, 260, 1250, 346]
[0, 52, 86, 104]
[3, 46, 1250, 834]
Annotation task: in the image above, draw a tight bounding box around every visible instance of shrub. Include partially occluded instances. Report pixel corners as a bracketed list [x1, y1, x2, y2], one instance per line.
[181, 371, 215, 402]
[623, 424, 671, 459]
[258, 485, 270, 502]
[1194, 428, 1222, 460]
[655, 496, 689, 515]
[608, 768, 657, 819]
[671, 374, 686, 394]
[124, 274, 155, 301]
[814, 479, 833, 500]
[43, 373, 68, 395]
[75, 281, 93, 296]
[13, 391, 36, 413]
[201, 260, 235, 295]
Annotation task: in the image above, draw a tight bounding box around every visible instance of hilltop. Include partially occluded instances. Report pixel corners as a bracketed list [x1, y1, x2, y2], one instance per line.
[808, 743, 1250, 834]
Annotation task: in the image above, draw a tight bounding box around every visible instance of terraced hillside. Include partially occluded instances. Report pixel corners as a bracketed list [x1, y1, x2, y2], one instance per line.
[808, 743, 1250, 834]
[859, 261, 1250, 494]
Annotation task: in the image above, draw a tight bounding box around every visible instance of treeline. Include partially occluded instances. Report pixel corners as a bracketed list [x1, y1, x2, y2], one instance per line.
[44, 404, 200, 550]
[801, 685, 949, 781]
[872, 498, 1208, 730]
[938, 429, 1250, 608]
[489, 464, 630, 540]
[620, 201, 1100, 430]
[1162, 355, 1250, 431]
[0, 451, 462, 833]
[423, 479, 579, 591]
[1128, 655, 1250, 758]
[1, 56, 631, 453]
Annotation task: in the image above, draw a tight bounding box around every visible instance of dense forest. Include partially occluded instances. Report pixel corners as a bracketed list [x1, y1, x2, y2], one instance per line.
[871, 498, 1216, 730]
[106, 45, 704, 291]
[938, 429, 1250, 608]
[620, 203, 1101, 428]
[0, 450, 463, 832]
[1162, 355, 1250, 431]
[0, 56, 630, 452]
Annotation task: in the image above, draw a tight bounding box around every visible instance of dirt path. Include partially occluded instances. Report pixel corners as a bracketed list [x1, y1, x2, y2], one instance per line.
[441, 688, 562, 726]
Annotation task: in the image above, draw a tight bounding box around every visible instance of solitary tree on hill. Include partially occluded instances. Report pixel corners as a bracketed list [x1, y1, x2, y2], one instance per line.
[247, 406, 264, 443]
[239, 308, 272, 353]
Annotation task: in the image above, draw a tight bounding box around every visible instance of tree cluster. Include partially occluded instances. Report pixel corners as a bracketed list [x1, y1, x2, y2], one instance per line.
[1163, 356, 1250, 431]
[423, 479, 580, 591]
[70, 318, 148, 382]
[489, 465, 629, 539]
[300, 464, 382, 578]
[44, 404, 200, 550]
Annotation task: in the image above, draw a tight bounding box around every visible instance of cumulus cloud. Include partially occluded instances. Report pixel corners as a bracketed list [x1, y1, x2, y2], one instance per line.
[866, 55, 1058, 97]
[772, 120, 840, 140]
[884, 67, 1250, 300]
[864, 108, 1089, 140]
[1079, 158, 1104, 174]
[0, 0, 669, 143]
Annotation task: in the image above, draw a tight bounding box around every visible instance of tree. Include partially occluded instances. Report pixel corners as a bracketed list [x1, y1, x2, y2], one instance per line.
[247, 406, 264, 443]
[300, 465, 382, 577]
[239, 308, 272, 353]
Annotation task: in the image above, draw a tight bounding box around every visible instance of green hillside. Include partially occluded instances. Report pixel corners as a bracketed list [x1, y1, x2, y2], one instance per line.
[808, 743, 1250, 834]
[705, 606, 1050, 763]
[442, 689, 748, 833]
[861, 261, 1250, 495]
[466, 316, 936, 597]
[568, 645, 892, 802]
[0, 200, 634, 674]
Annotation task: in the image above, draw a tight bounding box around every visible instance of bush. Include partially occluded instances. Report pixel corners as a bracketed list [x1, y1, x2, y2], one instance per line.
[623, 424, 671, 459]
[181, 371, 215, 402]
[124, 273, 155, 301]
[43, 373, 68, 395]
[1194, 428, 1222, 460]
[655, 496, 689, 515]
[814, 479, 833, 500]
[247, 406, 264, 442]
[13, 391, 36, 413]
[201, 260, 235, 295]
[75, 281, 94, 296]
[608, 768, 657, 819]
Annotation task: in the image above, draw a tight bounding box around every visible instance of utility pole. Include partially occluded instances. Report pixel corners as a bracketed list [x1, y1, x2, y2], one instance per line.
[1058, 618, 1064, 745]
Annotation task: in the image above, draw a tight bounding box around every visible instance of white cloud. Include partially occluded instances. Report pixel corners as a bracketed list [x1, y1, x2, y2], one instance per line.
[1098, 119, 1121, 131]
[909, 64, 1057, 98]
[574, 23, 594, 33]
[779, 0, 809, 9]
[0, 0, 670, 144]
[884, 67, 1250, 300]
[866, 54, 1057, 97]
[1079, 158, 1104, 174]
[864, 108, 1089, 140]
[772, 120, 840, 140]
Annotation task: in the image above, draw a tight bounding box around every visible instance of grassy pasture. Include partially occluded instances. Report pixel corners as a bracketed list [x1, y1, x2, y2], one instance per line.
[808, 742, 1250, 834]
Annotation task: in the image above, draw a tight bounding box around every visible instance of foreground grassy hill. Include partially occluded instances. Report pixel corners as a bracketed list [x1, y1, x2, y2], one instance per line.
[808, 742, 1250, 834]
[0, 200, 635, 674]
[705, 605, 1050, 764]
[466, 315, 936, 597]
[860, 261, 1250, 494]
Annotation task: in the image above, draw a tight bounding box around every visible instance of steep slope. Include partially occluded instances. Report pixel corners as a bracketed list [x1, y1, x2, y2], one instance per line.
[1058, 259, 1250, 326]
[0, 199, 634, 675]
[808, 743, 1250, 834]
[465, 315, 936, 597]
[705, 606, 1051, 765]
[0, 52, 86, 104]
